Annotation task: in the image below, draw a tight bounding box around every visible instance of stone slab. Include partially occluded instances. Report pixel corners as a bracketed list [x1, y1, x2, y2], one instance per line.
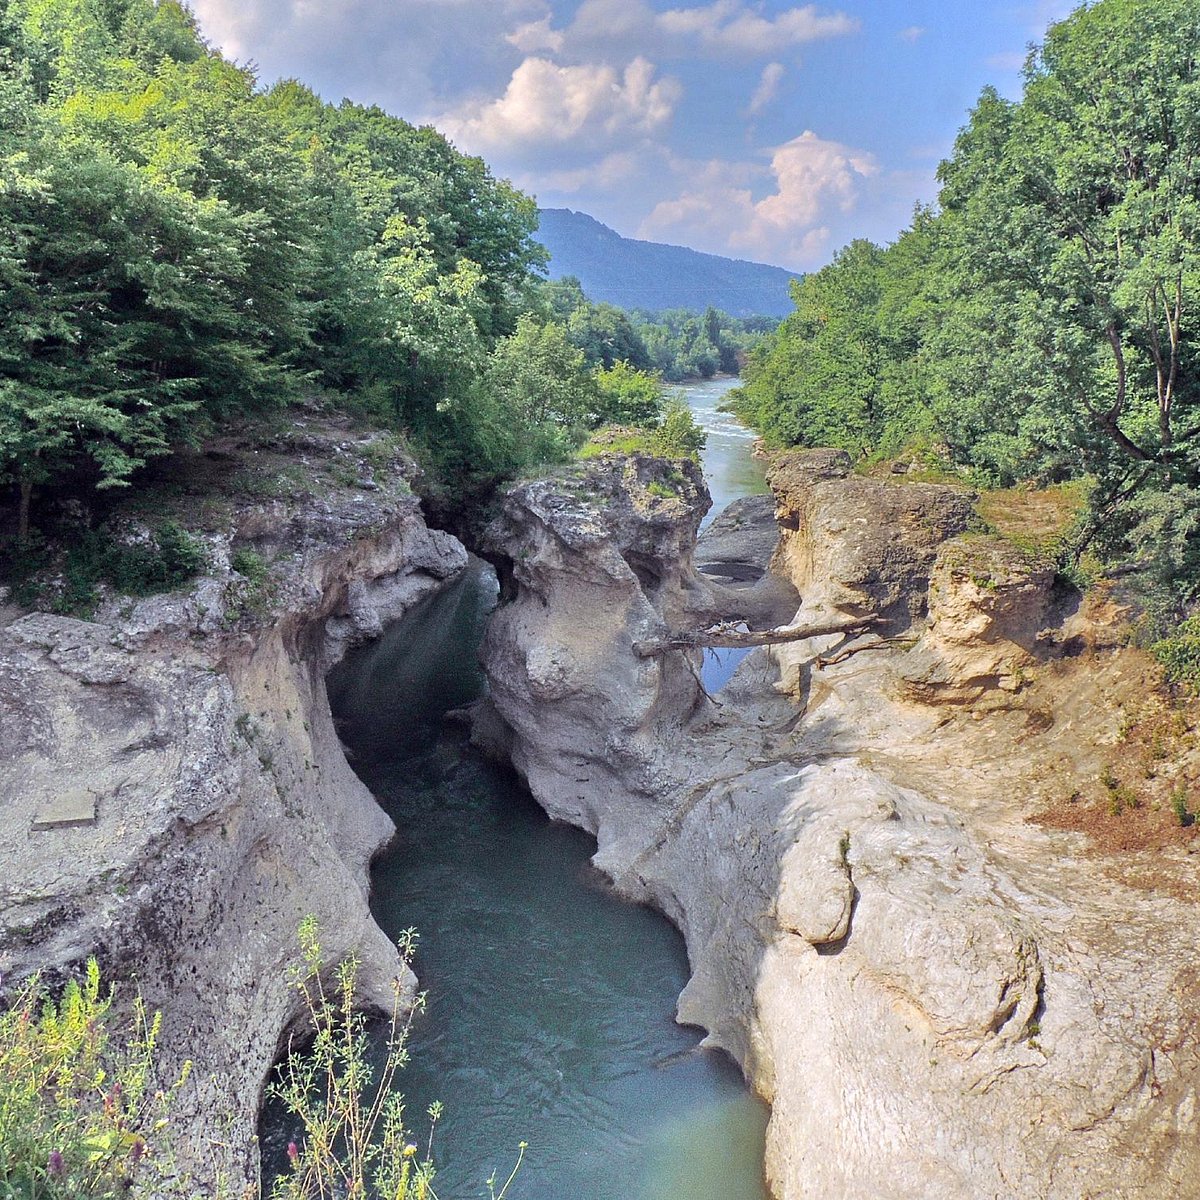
[31, 789, 98, 831]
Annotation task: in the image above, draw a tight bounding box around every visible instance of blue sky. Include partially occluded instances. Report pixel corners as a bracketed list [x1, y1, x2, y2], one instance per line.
[189, 0, 1078, 271]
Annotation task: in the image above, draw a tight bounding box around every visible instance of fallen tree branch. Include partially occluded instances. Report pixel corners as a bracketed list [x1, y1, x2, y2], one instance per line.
[815, 635, 915, 669]
[633, 615, 882, 658]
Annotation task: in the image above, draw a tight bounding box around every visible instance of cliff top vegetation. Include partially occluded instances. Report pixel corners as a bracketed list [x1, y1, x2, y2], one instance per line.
[730, 0, 1200, 641]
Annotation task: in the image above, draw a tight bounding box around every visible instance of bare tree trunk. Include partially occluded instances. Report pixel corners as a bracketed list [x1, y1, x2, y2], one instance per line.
[633, 615, 881, 658]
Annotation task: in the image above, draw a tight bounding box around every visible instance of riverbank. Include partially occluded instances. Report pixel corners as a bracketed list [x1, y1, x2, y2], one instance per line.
[475, 445, 1200, 1199]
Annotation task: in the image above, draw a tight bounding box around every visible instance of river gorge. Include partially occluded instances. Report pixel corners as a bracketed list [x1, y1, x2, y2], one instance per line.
[4, 380, 1199, 1199]
[274, 377, 773, 1199]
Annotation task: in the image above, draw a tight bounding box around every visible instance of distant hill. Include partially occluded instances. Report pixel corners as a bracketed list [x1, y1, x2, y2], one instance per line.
[535, 208, 800, 318]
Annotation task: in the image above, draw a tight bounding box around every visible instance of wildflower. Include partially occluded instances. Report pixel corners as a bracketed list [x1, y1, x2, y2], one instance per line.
[129, 1139, 145, 1166]
[287, 1141, 300, 1168]
[48, 1150, 65, 1178]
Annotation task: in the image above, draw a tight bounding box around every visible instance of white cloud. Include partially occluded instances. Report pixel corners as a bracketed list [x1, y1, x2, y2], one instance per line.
[898, 25, 925, 43]
[561, 0, 857, 59]
[190, 0, 548, 111]
[534, 150, 644, 193]
[638, 131, 878, 269]
[746, 61, 785, 116]
[658, 1, 859, 54]
[506, 16, 564, 54]
[569, 0, 655, 43]
[439, 56, 681, 151]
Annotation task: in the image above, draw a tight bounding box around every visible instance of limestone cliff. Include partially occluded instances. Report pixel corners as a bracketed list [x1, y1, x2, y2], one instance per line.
[477, 448, 1200, 1199]
[0, 413, 468, 1185]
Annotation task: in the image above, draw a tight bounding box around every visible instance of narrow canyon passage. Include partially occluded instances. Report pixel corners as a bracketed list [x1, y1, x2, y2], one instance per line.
[265, 553, 768, 1199]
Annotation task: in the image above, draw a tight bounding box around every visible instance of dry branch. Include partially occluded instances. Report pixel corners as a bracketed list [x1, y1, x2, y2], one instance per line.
[633, 615, 881, 658]
[815, 635, 914, 669]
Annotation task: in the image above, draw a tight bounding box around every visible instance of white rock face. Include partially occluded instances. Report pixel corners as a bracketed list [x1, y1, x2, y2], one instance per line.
[478, 450, 1200, 1199]
[0, 479, 467, 1186]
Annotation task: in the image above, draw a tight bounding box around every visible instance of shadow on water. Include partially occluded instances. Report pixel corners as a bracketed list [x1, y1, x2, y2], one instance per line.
[267, 559, 769, 1199]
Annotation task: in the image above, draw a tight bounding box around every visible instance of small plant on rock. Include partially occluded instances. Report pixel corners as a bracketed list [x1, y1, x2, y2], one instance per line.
[268, 918, 524, 1200]
[0, 959, 190, 1199]
[1152, 617, 1200, 694]
[1171, 782, 1194, 828]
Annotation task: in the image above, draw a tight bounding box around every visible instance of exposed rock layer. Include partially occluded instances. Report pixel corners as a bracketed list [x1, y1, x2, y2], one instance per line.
[0, 421, 467, 1184]
[477, 448, 1200, 1199]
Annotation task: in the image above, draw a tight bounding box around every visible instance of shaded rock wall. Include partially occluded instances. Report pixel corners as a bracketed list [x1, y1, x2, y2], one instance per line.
[0, 464, 467, 1185]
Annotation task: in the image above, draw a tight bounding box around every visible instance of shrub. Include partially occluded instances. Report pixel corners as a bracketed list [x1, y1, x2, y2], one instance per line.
[268, 918, 524, 1200]
[1151, 617, 1200, 692]
[105, 521, 207, 596]
[593, 362, 664, 426]
[650, 396, 706, 462]
[0, 928, 522, 1199]
[1170, 782, 1194, 828]
[3, 521, 207, 615]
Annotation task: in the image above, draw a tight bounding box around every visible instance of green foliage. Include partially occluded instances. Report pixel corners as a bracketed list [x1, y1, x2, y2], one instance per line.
[0, 930, 523, 1200]
[577, 428, 659, 459]
[0, 959, 189, 1199]
[1171, 780, 1194, 827]
[731, 220, 939, 457]
[629, 304, 758, 380]
[483, 315, 599, 466]
[1151, 617, 1200, 692]
[732, 0, 1200, 610]
[593, 361, 665, 426]
[230, 546, 267, 586]
[650, 396, 707, 462]
[226, 546, 277, 622]
[0, 0, 551, 529]
[4, 520, 206, 613]
[269, 919, 524, 1200]
[268, 920, 439, 1200]
[531, 278, 767, 380]
[107, 521, 205, 595]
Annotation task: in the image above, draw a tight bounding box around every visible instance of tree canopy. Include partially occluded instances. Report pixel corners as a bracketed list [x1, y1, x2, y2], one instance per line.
[0, 0, 561, 529]
[733, 0, 1200, 614]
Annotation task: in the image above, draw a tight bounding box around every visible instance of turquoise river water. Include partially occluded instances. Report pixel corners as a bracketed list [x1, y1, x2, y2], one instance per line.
[265, 377, 771, 1199]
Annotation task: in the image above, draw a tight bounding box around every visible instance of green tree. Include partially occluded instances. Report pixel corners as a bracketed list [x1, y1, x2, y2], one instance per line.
[733, 240, 888, 453]
[651, 395, 707, 461]
[485, 316, 598, 463]
[593, 361, 665, 426]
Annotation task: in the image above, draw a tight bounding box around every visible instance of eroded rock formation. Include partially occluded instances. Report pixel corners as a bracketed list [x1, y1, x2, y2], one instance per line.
[477, 447, 1200, 1199]
[0, 421, 467, 1185]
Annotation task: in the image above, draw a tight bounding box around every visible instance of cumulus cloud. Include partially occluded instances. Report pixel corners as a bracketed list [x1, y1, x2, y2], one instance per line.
[746, 62, 785, 116]
[898, 25, 926, 42]
[658, 1, 859, 54]
[638, 131, 878, 269]
[439, 56, 681, 151]
[190, 0, 548, 112]
[563, 0, 857, 59]
[506, 15, 564, 54]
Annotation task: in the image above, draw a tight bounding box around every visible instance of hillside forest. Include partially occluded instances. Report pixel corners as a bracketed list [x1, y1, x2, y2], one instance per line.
[0, 0, 729, 550]
[732, 0, 1200, 627]
[2, 0, 1198, 644]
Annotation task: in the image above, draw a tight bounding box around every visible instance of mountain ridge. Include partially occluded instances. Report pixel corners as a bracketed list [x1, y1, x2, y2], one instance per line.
[535, 208, 800, 317]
